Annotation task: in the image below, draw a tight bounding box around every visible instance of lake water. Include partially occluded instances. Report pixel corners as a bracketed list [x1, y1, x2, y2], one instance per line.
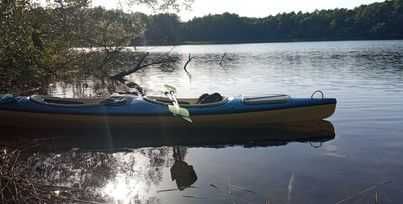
[5, 40, 403, 203]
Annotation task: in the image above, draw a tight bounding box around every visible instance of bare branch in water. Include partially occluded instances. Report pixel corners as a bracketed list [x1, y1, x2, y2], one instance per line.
[184, 54, 195, 81]
[218, 53, 226, 66]
[182, 195, 208, 199]
[157, 188, 179, 193]
[184, 54, 195, 73]
[110, 52, 150, 82]
[109, 52, 179, 95]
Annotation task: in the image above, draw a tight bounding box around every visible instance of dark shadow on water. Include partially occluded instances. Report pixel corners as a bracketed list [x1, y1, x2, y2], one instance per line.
[171, 146, 198, 191]
[0, 120, 335, 152]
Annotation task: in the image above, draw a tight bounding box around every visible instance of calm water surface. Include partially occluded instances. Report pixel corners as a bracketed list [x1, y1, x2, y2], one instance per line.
[18, 41, 403, 203]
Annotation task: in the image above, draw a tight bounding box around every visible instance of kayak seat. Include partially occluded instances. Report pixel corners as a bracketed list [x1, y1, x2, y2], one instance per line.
[197, 93, 223, 104]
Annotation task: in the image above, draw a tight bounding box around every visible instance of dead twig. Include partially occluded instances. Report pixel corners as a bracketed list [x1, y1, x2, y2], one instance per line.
[335, 181, 391, 204]
[0, 147, 106, 204]
[287, 173, 295, 204]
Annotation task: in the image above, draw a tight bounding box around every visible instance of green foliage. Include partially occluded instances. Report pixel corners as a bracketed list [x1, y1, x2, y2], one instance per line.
[141, 0, 403, 45]
[0, 0, 45, 93]
[0, 0, 191, 94]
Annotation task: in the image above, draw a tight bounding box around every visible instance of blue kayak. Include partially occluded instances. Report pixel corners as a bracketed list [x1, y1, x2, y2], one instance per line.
[0, 93, 336, 128]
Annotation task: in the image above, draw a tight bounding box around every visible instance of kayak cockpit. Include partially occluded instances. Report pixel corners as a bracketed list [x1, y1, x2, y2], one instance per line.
[30, 95, 128, 107]
[243, 95, 290, 105]
[144, 93, 228, 107]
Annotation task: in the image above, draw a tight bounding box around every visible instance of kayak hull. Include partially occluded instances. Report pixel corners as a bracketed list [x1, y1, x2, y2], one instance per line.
[0, 103, 336, 128]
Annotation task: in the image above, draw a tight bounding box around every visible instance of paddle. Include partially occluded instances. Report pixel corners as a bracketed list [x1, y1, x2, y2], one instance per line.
[164, 85, 192, 123]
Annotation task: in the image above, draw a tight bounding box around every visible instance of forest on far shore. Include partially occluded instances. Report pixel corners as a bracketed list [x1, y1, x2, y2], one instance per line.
[139, 0, 403, 45]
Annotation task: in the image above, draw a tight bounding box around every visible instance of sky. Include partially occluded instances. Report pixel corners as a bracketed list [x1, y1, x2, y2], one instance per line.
[92, 0, 385, 21]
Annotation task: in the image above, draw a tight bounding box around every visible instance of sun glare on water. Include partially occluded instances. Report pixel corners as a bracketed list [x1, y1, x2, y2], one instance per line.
[100, 149, 171, 203]
[102, 174, 149, 203]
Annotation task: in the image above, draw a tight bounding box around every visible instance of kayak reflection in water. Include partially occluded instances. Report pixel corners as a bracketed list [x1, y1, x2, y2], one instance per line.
[170, 146, 197, 190]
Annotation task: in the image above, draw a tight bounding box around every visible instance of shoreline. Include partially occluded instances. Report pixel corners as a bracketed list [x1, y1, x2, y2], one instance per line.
[134, 38, 403, 47]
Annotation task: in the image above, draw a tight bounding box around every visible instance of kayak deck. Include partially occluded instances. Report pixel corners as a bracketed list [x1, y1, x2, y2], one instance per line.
[0, 94, 337, 128]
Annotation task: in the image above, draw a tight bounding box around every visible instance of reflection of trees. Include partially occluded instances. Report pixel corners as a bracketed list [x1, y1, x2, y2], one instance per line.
[1, 146, 180, 204]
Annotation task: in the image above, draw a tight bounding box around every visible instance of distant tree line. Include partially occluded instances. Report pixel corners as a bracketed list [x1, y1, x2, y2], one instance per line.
[139, 0, 403, 45]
